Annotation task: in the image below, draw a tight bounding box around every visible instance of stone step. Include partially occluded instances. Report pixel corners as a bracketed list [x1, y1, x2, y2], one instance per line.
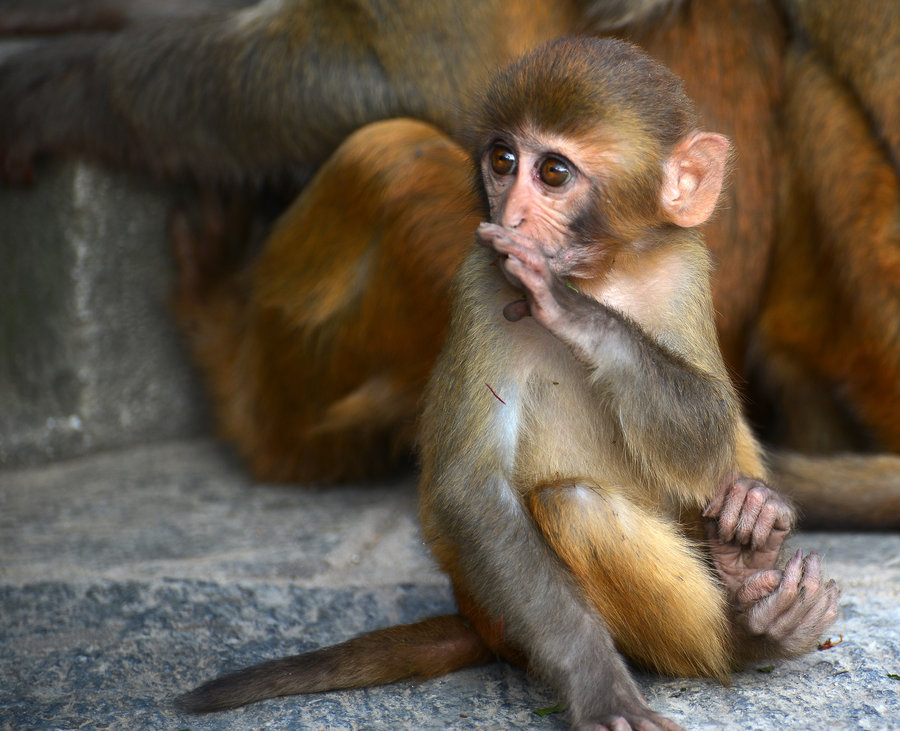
[2, 440, 899, 729]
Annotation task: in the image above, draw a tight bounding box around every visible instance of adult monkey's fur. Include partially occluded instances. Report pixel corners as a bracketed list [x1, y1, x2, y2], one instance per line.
[0, 0, 898, 526]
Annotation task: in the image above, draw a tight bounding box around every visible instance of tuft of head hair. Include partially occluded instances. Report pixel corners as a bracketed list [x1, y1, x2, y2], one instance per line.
[463, 37, 696, 164]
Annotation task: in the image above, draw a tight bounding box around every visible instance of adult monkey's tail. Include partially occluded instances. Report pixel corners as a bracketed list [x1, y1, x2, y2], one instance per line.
[771, 452, 900, 529]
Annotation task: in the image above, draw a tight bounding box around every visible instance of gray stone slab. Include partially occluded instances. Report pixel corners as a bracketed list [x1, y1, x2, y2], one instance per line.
[0, 162, 206, 469]
[1, 440, 899, 730]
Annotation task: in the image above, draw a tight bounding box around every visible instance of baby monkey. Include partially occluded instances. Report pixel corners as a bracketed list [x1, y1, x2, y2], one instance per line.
[177, 37, 838, 730]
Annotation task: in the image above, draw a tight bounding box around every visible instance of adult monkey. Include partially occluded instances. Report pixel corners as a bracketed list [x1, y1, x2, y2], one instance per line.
[1, 1, 899, 524]
[175, 39, 838, 728]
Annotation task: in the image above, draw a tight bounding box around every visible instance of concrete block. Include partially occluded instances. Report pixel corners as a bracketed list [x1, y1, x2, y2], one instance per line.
[0, 162, 207, 468]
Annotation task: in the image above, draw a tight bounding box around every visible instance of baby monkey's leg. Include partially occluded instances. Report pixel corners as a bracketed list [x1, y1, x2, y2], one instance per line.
[527, 482, 731, 681]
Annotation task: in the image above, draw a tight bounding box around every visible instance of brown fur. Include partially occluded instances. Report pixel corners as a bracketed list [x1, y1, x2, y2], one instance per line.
[173, 118, 478, 481]
[753, 46, 900, 455]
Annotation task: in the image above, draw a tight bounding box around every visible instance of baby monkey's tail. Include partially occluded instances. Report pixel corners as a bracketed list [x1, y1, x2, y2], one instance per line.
[174, 614, 492, 713]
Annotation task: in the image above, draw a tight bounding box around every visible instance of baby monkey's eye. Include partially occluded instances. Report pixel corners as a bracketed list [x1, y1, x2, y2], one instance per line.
[540, 157, 572, 187]
[490, 145, 517, 175]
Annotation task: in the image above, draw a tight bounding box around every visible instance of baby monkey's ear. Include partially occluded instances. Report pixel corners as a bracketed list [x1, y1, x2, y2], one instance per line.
[660, 131, 730, 228]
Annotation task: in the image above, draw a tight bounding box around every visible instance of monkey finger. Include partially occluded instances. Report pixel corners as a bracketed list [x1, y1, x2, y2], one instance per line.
[477, 223, 541, 259]
[734, 494, 792, 561]
[632, 714, 686, 731]
[815, 579, 841, 631]
[733, 484, 770, 545]
[712, 479, 749, 542]
[481, 221, 547, 252]
[493, 249, 547, 296]
[798, 551, 823, 590]
[501, 256, 566, 322]
[766, 588, 816, 641]
[707, 477, 793, 551]
[655, 718, 687, 731]
[806, 580, 841, 641]
[499, 244, 550, 283]
[475, 221, 504, 242]
[756, 489, 794, 538]
[604, 720, 642, 731]
[475, 224, 508, 251]
[795, 552, 825, 607]
[748, 501, 780, 552]
[735, 478, 789, 545]
[503, 298, 531, 321]
[495, 256, 526, 292]
[476, 223, 517, 254]
[500, 263, 547, 309]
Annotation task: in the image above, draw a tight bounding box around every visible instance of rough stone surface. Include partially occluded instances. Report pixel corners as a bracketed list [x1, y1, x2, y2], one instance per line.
[0, 162, 207, 468]
[2, 440, 899, 730]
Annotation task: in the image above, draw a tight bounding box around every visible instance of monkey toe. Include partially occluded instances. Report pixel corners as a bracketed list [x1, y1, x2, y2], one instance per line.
[742, 551, 804, 634]
[819, 579, 841, 629]
[767, 587, 818, 641]
[767, 578, 839, 653]
[743, 552, 839, 653]
[590, 714, 684, 731]
[805, 579, 840, 634]
[736, 569, 782, 605]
